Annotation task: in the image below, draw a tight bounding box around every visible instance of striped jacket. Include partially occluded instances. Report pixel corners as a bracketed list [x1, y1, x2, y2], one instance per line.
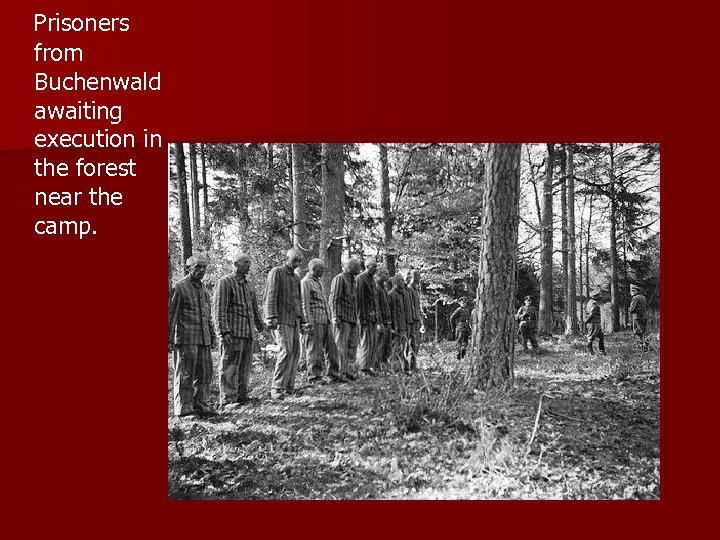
[264, 264, 304, 325]
[408, 285, 423, 324]
[169, 276, 215, 346]
[387, 287, 407, 332]
[375, 282, 391, 325]
[301, 274, 330, 325]
[355, 271, 377, 324]
[212, 272, 263, 339]
[329, 271, 357, 324]
[401, 287, 415, 325]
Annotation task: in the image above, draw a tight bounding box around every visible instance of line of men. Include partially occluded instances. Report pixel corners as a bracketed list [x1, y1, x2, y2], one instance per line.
[168, 249, 426, 417]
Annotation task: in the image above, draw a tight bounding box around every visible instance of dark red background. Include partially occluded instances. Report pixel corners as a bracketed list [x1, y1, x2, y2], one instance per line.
[1, 0, 712, 535]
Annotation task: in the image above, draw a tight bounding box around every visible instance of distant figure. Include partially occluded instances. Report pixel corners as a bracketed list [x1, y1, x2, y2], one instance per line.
[264, 249, 305, 399]
[387, 274, 408, 372]
[406, 269, 425, 370]
[374, 266, 392, 372]
[449, 297, 472, 359]
[329, 258, 362, 381]
[213, 252, 266, 409]
[629, 284, 648, 351]
[168, 254, 217, 417]
[356, 257, 379, 377]
[515, 295, 540, 355]
[585, 288, 606, 355]
[301, 258, 344, 384]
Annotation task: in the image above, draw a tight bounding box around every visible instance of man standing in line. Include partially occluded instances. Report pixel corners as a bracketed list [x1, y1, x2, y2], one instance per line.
[450, 297, 472, 360]
[264, 249, 306, 399]
[629, 284, 648, 351]
[406, 269, 425, 371]
[212, 252, 266, 410]
[374, 266, 392, 372]
[515, 295, 540, 355]
[387, 273, 408, 372]
[329, 258, 362, 381]
[585, 288, 606, 355]
[168, 254, 217, 417]
[301, 258, 345, 384]
[356, 257, 379, 377]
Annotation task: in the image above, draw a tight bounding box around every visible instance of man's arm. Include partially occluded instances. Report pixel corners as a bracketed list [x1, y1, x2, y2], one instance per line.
[629, 296, 638, 315]
[250, 288, 265, 332]
[264, 268, 279, 322]
[328, 275, 340, 322]
[212, 277, 230, 336]
[168, 285, 181, 345]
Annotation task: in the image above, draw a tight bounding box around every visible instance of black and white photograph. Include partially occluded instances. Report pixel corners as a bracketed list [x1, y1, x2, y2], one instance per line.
[168, 143, 660, 500]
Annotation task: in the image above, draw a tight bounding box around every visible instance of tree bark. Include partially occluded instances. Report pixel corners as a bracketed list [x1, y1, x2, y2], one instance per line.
[320, 143, 345, 294]
[189, 143, 201, 244]
[565, 145, 578, 335]
[609, 143, 620, 331]
[200, 143, 210, 249]
[235, 144, 250, 244]
[472, 143, 521, 391]
[291, 143, 308, 255]
[174, 143, 193, 265]
[378, 144, 395, 276]
[559, 146, 568, 330]
[538, 143, 554, 335]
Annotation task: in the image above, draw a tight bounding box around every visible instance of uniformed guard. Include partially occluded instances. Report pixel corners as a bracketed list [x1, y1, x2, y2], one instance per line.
[516, 295, 540, 355]
[629, 284, 648, 351]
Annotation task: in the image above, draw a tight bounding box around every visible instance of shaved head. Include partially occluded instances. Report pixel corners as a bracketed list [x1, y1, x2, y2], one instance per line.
[286, 248, 304, 269]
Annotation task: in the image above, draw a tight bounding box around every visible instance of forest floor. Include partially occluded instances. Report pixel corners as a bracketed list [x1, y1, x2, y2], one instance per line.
[168, 331, 659, 500]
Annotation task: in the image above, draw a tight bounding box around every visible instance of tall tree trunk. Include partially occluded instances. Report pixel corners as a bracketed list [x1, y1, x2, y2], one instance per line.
[378, 144, 395, 276]
[174, 143, 193, 265]
[565, 145, 578, 335]
[585, 193, 594, 326]
[538, 143, 554, 335]
[559, 146, 568, 330]
[472, 143, 521, 391]
[200, 143, 210, 249]
[609, 143, 620, 331]
[189, 143, 201, 244]
[578, 220, 584, 334]
[320, 144, 345, 294]
[235, 144, 250, 244]
[291, 143, 308, 256]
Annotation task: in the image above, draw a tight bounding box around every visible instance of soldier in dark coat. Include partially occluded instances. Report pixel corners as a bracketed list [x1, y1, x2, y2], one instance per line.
[585, 288, 606, 355]
[515, 295, 539, 354]
[168, 254, 218, 417]
[629, 284, 648, 350]
[449, 297, 472, 359]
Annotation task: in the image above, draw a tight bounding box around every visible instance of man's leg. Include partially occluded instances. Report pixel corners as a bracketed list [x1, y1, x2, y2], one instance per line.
[219, 342, 240, 405]
[271, 325, 293, 396]
[347, 323, 358, 378]
[237, 338, 254, 400]
[321, 323, 342, 379]
[287, 323, 300, 392]
[332, 322, 347, 377]
[193, 345, 212, 412]
[173, 345, 197, 416]
[304, 325, 323, 381]
[598, 329, 606, 354]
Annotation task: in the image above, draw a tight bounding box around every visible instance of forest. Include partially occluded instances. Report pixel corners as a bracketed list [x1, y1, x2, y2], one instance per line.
[168, 143, 660, 499]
